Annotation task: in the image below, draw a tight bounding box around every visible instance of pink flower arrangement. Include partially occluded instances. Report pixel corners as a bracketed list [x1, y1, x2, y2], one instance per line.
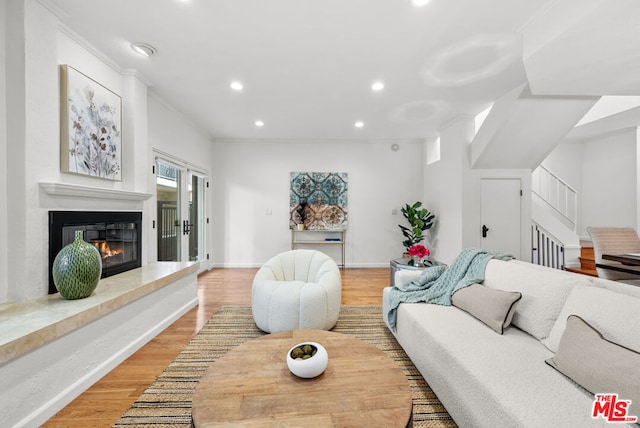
[408, 244, 430, 259]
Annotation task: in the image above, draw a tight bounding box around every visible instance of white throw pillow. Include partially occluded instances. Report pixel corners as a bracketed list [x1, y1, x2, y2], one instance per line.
[394, 269, 423, 289]
[544, 286, 640, 353]
[483, 260, 590, 340]
[592, 278, 640, 299]
[546, 315, 640, 421]
[451, 284, 521, 334]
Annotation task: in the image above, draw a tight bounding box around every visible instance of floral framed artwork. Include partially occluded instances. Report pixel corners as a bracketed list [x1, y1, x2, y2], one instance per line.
[60, 64, 122, 181]
[290, 172, 348, 230]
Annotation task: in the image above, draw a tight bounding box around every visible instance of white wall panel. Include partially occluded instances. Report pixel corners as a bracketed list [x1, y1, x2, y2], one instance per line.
[581, 130, 637, 234]
[211, 139, 424, 267]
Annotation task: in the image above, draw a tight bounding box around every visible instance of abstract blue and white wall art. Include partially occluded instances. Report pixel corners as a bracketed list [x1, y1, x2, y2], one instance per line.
[290, 172, 348, 230]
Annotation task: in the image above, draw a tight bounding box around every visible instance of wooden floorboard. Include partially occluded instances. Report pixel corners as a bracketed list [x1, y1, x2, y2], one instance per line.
[42, 267, 389, 427]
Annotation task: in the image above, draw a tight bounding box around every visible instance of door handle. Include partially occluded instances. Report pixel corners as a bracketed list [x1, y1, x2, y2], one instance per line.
[183, 220, 192, 235]
[482, 224, 490, 238]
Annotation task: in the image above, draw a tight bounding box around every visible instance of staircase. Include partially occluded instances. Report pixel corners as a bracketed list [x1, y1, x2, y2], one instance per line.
[564, 240, 598, 277]
[531, 165, 581, 269]
[530, 166, 600, 277]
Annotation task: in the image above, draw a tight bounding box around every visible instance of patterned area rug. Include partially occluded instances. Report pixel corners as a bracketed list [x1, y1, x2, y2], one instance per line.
[113, 306, 456, 427]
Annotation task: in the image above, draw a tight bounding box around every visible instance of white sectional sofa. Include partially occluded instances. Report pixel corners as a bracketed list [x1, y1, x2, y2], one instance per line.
[383, 259, 640, 428]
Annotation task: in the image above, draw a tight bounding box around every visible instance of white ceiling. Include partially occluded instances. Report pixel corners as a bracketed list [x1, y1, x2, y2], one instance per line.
[44, 0, 553, 141]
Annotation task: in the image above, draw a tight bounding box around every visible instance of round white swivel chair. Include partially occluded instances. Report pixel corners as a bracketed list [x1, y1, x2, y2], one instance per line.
[251, 249, 342, 333]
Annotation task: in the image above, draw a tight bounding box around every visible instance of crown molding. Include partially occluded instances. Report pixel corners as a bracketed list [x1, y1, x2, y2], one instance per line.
[56, 23, 123, 74]
[210, 137, 426, 144]
[55, 22, 154, 87]
[121, 68, 153, 87]
[37, 0, 68, 19]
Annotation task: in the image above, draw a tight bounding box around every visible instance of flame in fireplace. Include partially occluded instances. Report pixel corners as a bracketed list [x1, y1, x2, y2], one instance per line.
[94, 241, 123, 259]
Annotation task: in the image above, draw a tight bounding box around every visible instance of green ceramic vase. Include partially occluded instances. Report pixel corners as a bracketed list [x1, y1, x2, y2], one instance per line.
[52, 230, 103, 300]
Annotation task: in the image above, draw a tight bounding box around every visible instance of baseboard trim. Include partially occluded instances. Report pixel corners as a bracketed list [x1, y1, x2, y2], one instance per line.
[211, 263, 391, 269]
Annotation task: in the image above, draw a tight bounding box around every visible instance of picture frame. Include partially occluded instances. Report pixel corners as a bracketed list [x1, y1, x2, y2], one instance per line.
[290, 172, 348, 230]
[60, 64, 122, 181]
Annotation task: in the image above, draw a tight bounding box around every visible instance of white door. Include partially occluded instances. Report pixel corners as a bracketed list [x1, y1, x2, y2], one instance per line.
[480, 178, 521, 258]
[156, 159, 208, 263]
[156, 159, 185, 261]
[187, 171, 207, 262]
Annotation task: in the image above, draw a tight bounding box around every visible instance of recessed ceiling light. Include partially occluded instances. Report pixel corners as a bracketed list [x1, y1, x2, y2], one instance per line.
[130, 42, 156, 57]
[255, 120, 264, 127]
[411, 0, 431, 6]
[371, 81, 385, 91]
[355, 121, 364, 128]
[230, 81, 243, 91]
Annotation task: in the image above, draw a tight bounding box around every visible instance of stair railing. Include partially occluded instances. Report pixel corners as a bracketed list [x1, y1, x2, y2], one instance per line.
[531, 222, 565, 270]
[532, 165, 578, 232]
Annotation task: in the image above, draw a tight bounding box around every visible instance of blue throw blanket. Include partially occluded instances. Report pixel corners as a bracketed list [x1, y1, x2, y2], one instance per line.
[386, 248, 513, 331]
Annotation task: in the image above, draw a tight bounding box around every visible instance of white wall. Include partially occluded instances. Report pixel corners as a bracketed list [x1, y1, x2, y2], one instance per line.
[147, 95, 215, 271]
[637, 127, 640, 232]
[539, 140, 584, 233]
[543, 133, 640, 239]
[540, 141, 583, 198]
[1, 0, 215, 303]
[425, 118, 532, 264]
[210, 139, 424, 267]
[581, 129, 637, 233]
[7, 0, 58, 302]
[424, 120, 468, 264]
[0, 0, 8, 304]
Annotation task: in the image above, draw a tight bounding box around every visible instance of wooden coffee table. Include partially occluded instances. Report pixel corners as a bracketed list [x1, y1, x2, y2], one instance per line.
[192, 329, 413, 427]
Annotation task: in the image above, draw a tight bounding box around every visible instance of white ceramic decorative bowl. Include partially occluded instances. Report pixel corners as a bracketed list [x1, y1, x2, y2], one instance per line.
[286, 342, 328, 378]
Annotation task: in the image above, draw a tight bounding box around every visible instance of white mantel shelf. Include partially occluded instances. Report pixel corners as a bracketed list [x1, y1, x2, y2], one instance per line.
[39, 182, 152, 201]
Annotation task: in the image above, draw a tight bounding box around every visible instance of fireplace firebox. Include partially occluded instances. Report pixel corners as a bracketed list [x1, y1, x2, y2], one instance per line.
[48, 211, 142, 294]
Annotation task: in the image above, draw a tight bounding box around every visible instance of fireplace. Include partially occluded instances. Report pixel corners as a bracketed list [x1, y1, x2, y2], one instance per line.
[48, 211, 142, 294]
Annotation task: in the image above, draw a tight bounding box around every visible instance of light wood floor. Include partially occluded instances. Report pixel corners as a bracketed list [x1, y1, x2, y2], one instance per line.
[43, 267, 390, 427]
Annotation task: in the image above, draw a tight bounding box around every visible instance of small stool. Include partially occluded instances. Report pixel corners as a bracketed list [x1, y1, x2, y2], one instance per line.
[251, 249, 342, 333]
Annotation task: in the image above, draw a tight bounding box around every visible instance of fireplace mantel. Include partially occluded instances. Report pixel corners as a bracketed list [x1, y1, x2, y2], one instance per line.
[40, 182, 152, 201]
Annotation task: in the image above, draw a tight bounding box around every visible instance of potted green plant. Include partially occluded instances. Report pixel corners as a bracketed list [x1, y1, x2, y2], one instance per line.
[398, 201, 435, 252]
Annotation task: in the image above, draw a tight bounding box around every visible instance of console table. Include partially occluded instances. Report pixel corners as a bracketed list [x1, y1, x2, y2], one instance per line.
[291, 229, 345, 268]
